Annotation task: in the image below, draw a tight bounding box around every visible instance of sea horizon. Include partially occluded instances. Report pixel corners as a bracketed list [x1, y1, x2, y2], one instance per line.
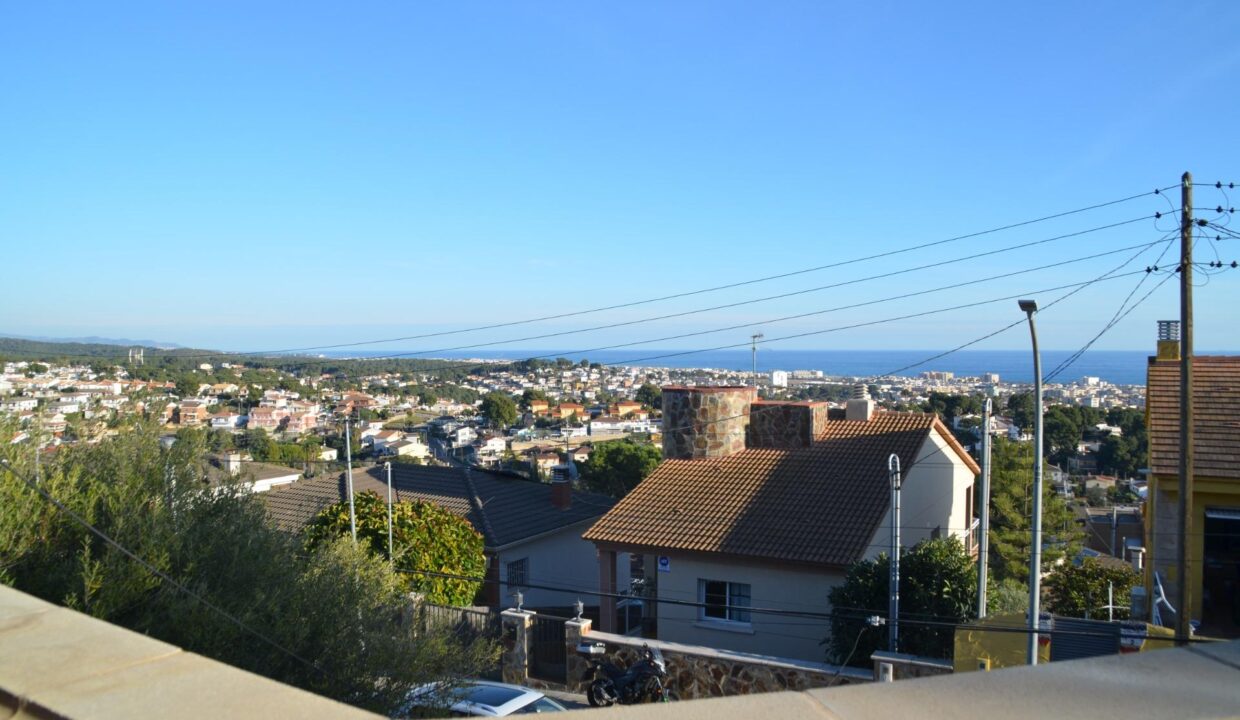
[313, 348, 1240, 386]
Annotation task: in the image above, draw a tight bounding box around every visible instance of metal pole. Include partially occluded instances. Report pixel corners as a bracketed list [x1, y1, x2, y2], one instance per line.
[977, 398, 992, 618]
[385, 461, 394, 566]
[1177, 171, 1195, 645]
[1019, 299, 1044, 665]
[1108, 582, 1114, 623]
[345, 417, 357, 542]
[1111, 506, 1119, 559]
[750, 333, 764, 390]
[888, 453, 902, 652]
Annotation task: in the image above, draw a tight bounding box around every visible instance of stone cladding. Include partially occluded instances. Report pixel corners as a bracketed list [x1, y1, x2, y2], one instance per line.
[747, 401, 829, 449]
[661, 386, 757, 460]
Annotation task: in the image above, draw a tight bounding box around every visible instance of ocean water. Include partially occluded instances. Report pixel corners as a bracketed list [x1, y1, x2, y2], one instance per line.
[329, 348, 1190, 386]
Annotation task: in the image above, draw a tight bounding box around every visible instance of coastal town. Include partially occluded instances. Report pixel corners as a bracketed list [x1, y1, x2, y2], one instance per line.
[4, 3, 1240, 717]
[1, 341, 1147, 488]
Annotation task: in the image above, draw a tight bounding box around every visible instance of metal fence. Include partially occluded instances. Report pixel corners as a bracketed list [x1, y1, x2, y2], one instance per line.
[422, 604, 502, 640]
[528, 614, 568, 683]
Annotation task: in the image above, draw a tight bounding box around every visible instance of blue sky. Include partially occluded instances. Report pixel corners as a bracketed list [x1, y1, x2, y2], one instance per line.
[2, 2, 1239, 354]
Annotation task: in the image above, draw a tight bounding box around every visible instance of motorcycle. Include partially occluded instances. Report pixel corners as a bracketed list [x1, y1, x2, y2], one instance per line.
[578, 641, 671, 707]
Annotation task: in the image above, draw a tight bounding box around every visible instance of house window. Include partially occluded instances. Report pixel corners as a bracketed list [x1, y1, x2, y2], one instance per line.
[699, 579, 751, 623]
[506, 558, 528, 589]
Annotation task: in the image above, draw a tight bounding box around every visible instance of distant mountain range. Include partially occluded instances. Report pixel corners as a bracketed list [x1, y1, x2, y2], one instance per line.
[0, 333, 183, 350]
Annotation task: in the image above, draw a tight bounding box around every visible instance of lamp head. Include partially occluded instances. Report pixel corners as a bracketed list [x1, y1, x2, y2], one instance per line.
[1018, 299, 1038, 314]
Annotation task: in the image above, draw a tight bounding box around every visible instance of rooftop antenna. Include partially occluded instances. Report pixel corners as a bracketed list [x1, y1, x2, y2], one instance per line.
[750, 333, 764, 391]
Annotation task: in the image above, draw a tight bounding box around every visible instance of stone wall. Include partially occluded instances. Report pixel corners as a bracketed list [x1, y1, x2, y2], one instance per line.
[661, 386, 756, 460]
[748, 401, 828, 449]
[569, 625, 870, 700]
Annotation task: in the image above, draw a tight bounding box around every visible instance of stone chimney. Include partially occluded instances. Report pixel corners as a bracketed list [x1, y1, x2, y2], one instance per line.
[226, 452, 242, 475]
[550, 479, 572, 510]
[661, 386, 757, 460]
[1156, 320, 1181, 361]
[845, 383, 876, 422]
[748, 401, 829, 449]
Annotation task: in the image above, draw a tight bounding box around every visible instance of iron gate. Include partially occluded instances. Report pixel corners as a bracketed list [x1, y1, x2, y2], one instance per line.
[528, 614, 568, 682]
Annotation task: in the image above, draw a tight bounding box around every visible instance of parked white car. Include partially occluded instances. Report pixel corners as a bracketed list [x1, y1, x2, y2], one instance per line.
[402, 680, 567, 716]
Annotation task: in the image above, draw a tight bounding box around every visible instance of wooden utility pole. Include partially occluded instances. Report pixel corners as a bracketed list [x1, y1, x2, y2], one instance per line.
[1176, 171, 1194, 644]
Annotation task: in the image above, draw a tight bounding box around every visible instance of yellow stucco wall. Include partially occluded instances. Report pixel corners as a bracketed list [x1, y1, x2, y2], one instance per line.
[1144, 474, 1240, 619]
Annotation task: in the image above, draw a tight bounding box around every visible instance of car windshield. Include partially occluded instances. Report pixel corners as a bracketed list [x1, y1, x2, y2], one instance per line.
[460, 684, 526, 708]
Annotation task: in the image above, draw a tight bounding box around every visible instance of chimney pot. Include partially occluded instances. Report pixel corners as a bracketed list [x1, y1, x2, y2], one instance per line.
[550, 479, 572, 510]
[1155, 320, 1181, 361]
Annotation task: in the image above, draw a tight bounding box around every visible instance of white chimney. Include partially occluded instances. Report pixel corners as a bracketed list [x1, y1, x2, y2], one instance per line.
[846, 383, 875, 422]
[226, 453, 242, 475]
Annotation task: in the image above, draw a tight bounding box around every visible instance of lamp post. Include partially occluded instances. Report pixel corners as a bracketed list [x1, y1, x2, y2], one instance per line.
[1018, 299, 1044, 665]
[888, 453, 902, 652]
[345, 417, 357, 542]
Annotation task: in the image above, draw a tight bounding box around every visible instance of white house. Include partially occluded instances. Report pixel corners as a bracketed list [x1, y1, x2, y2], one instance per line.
[585, 386, 980, 663]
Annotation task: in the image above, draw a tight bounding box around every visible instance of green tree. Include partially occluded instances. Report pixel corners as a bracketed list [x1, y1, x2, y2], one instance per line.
[1006, 394, 1036, 432]
[304, 491, 486, 606]
[520, 388, 549, 409]
[988, 578, 1029, 615]
[479, 391, 518, 429]
[987, 437, 1082, 583]
[1045, 559, 1138, 620]
[1043, 405, 1083, 466]
[242, 428, 273, 461]
[923, 392, 982, 422]
[578, 440, 661, 497]
[826, 538, 976, 665]
[0, 425, 494, 712]
[635, 383, 662, 409]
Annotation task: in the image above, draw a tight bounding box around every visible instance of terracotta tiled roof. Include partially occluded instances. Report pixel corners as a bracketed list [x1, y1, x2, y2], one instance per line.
[262, 464, 616, 549]
[1147, 356, 1240, 480]
[583, 412, 977, 567]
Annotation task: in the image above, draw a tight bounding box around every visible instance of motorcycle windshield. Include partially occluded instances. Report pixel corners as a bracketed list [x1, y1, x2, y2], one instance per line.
[648, 648, 666, 672]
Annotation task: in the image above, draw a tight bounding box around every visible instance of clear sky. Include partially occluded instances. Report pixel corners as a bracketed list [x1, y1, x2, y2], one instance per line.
[3, 2, 1239, 355]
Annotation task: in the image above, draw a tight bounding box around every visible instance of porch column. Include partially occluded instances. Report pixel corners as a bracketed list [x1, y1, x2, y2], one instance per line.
[598, 549, 617, 633]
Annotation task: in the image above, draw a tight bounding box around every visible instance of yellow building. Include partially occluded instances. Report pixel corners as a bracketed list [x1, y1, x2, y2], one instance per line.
[1143, 336, 1240, 637]
[954, 613, 1175, 672]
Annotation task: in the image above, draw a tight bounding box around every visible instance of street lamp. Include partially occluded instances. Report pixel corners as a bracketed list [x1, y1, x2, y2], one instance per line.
[1019, 299, 1044, 665]
[888, 453, 902, 652]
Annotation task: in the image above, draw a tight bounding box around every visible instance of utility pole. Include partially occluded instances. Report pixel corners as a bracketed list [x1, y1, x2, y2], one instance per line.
[751, 333, 764, 391]
[1177, 171, 1194, 644]
[888, 453, 902, 652]
[345, 416, 357, 542]
[977, 397, 992, 618]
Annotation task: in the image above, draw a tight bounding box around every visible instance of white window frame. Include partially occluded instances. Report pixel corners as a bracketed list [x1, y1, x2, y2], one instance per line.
[698, 579, 752, 625]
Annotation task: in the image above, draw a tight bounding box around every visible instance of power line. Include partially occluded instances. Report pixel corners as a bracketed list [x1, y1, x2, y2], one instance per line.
[284, 217, 1158, 363]
[4, 193, 1175, 365]
[119, 190, 1180, 360]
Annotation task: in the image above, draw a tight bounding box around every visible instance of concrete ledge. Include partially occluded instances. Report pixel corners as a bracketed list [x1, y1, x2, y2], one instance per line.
[563, 638, 1240, 719]
[0, 585, 379, 719]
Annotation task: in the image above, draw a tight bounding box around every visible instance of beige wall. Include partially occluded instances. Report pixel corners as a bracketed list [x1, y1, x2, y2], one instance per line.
[864, 430, 975, 560]
[654, 553, 844, 662]
[497, 522, 602, 609]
